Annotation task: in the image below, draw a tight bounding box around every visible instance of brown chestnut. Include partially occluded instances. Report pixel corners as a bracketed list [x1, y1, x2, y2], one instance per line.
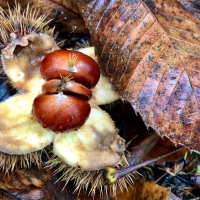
[40, 50, 100, 88]
[42, 79, 92, 100]
[32, 93, 91, 132]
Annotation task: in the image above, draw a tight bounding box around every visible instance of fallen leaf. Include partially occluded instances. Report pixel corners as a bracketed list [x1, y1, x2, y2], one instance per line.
[0, 167, 51, 196]
[115, 178, 170, 200]
[0, 192, 12, 200]
[0, 167, 76, 200]
[76, 0, 200, 152]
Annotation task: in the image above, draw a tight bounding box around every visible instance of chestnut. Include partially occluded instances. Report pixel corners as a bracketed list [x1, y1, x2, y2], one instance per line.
[42, 79, 92, 100]
[40, 50, 100, 88]
[33, 49, 101, 133]
[32, 93, 91, 132]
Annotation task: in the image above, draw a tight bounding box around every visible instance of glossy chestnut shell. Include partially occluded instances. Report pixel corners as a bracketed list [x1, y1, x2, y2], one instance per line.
[40, 50, 100, 88]
[33, 49, 101, 133]
[32, 93, 91, 132]
[42, 79, 92, 100]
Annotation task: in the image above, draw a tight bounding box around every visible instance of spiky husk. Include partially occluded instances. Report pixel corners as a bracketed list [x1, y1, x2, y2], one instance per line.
[0, 149, 46, 174]
[45, 153, 138, 198]
[0, 3, 52, 46]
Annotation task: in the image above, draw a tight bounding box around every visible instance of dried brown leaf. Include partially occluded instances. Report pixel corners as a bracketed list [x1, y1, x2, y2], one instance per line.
[0, 168, 48, 190]
[76, 0, 200, 152]
[0, 167, 51, 197]
[114, 178, 170, 200]
[0, 167, 76, 200]
[0, 193, 12, 200]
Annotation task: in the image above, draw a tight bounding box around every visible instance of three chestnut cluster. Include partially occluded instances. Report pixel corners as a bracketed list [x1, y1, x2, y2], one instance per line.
[32, 50, 100, 132]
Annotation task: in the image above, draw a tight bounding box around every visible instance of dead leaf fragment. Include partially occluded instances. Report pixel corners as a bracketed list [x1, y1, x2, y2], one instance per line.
[0, 167, 51, 192]
[76, 0, 200, 152]
[115, 178, 170, 200]
[0, 193, 12, 200]
[0, 167, 76, 200]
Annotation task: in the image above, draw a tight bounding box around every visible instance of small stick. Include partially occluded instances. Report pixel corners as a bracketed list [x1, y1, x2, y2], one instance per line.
[104, 146, 185, 184]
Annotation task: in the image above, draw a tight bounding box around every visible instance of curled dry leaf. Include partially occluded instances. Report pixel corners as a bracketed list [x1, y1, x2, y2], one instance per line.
[75, 0, 200, 152]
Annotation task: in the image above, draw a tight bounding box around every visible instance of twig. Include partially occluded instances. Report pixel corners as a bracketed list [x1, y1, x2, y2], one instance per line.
[105, 146, 185, 184]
